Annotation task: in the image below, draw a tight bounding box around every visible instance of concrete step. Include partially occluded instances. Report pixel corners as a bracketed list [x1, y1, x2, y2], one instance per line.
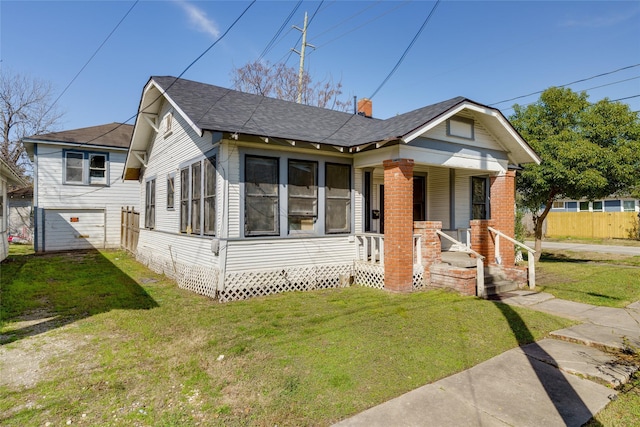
[484, 280, 519, 296]
[440, 251, 477, 268]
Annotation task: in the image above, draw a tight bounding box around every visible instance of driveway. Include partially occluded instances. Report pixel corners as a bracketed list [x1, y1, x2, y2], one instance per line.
[525, 240, 640, 256]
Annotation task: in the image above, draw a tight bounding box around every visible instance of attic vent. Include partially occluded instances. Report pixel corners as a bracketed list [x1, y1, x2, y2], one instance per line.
[446, 116, 474, 140]
[163, 112, 173, 137]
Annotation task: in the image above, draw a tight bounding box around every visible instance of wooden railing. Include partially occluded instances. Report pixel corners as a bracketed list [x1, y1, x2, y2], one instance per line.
[488, 226, 536, 289]
[436, 230, 486, 297]
[354, 233, 422, 266]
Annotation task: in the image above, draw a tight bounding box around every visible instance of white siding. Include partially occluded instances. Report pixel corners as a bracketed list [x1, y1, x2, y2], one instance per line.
[136, 228, 219, 269]
[354, 168, 363, 233]
[43, 209, 104, 251]
[454, 170, 476, 229]
[427, 166, 450, 228]
[224, 236, 354, 273]
[423, 112, 504, 151]
[225, 141, 241, 238]
[34, 144, 138, 251]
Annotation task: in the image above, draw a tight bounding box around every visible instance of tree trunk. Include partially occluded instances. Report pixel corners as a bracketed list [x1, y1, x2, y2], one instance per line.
[532, 199, 554, 262]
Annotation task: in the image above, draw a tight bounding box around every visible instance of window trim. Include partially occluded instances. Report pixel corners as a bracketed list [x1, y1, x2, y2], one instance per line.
[179, 153, 217, 236]
[552, 201, 565, 210]
[145, 178, 156, 229]
[63, 149, 110, 186]
[288, 159, 318, 234]
[325, 162, 352, 234]
[244, 155, 280, 237]
[446, 116, 475, 140]
[592, 200, 604, 212]
[163, 111, 173, 138]
[578, 201, 590, 212]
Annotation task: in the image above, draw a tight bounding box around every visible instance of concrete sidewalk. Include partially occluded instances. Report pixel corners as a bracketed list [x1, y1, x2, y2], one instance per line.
[334, 292, 640, 427]
[525, 240, 640, 256]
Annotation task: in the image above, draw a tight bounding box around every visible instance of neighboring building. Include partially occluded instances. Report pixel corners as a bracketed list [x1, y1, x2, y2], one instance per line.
[550, 198, 639, 213]
[7, 186, 34, 243]
[23, 123, 138, 252]
[124, 76, 540, 301]
[1, 158, 27, 261]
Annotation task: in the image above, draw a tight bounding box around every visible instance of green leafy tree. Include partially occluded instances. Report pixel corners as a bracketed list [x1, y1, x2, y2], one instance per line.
[510, 87, 640, 259]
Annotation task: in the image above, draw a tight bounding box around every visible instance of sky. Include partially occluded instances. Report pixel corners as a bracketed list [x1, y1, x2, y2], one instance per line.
[2, 0, 639, 132]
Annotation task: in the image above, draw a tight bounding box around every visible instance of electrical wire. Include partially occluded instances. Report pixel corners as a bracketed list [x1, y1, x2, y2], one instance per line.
[43, 0, 139, 119]
[258, 0, 303, 61]
[490, 63, 640, 106]
[369, 0, 440, 99]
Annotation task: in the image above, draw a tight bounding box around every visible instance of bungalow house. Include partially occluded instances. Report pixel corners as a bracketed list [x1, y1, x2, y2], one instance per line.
[124, 76, 540, 302]
[23, 123, 138, 252]
[1, 158, 27, 261]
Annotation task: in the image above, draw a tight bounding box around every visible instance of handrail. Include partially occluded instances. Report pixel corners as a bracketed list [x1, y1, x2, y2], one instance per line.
[436, 230, 485, 297]
[487, 227, 536, 254]
[487, 226, 536, 290]
[436, 230, 484, 259]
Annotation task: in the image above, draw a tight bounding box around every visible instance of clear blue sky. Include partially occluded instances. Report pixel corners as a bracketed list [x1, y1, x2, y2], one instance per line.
[2, 0, 639, 131]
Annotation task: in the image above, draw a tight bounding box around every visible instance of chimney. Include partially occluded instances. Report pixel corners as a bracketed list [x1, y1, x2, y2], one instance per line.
[357, 98, 372, 118]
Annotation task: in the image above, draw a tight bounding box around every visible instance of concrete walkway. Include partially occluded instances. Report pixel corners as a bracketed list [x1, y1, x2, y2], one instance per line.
[334, 292, 640, 427]
[525, 240, 640, 256]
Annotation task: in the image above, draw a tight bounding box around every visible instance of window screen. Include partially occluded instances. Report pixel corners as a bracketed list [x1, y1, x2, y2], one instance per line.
[325, 163, 351, 233]
[245, 156, 279, 236]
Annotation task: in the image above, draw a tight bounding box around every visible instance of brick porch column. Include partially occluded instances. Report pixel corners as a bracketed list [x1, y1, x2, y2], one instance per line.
[470, 219, 495, 266]
[490, 170, 516, 267]
[413, 221, 442, 284]
[383, 159, 414, 293]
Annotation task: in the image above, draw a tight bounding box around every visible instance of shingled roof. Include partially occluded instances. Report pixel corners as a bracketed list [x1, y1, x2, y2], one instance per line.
[149, 76, 469, 147]
[24, 123, 134, 149]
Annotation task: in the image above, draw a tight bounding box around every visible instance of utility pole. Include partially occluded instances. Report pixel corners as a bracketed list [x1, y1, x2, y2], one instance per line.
[292, 12, 314, 104]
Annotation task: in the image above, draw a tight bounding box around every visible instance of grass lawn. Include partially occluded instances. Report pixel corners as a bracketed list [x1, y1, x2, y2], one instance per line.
[0, 247, 575, 426]
[535, 251, 640, 307]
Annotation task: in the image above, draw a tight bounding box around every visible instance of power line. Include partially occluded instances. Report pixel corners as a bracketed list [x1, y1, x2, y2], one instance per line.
[490, 63, 640, 106]
[369, 0, 440, 99]
[258, 0, 303, 61]
[44, 0, 139, 118]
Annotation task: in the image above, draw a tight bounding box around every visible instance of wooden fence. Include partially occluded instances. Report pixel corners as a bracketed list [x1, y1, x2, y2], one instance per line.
[121, 206, 139, 253]
[546, 211, 639, 239]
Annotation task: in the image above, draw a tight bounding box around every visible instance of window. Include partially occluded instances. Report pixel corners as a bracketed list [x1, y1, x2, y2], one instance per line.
[180, 156, 216, 235]
[64, 151, 109, 185]
[180, 168, 189, 232]
[413, 175, 426, 221]
[579, 201, 590, 211]
[552, 201, 565, 209]
[288, 160, 317, 232]
[204, 157, 216, 235]
[325, 163, 351, 234]
[592, 201, 603, 212]
[447, 116, 474, 140]
[145, 179, 156, 229]
[472, 177, 488, 219]
[623, 200, 636, 212]
[167, 175, 175, 209]
[245, 156, 279, 236]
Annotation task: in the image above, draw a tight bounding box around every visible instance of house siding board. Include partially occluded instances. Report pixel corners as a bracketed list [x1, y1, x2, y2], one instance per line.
[427, 166, 450, 229]
[137, 229, 219, 269]
[226, 141, 241, 238]
[43, 209, 105, 251]
[354, 168, 363, 233]
[224, 237, 353, 273]
[454, 170, 475, 229]
[33, 144, 137, 251]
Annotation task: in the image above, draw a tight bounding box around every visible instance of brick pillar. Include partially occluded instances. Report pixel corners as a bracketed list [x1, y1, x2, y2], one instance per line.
[383, 159, 414, 293]
[490, 171, 516, 267]
[413, 221, 442, 284]
[470, 219, 495, 266]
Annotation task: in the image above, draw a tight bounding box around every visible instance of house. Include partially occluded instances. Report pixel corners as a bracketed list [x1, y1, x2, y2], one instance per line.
[123, 76, 540, 301]
[7, 186, 34, 243]
[22, 123, 138, 252]
[544, 196, 640, 239]
[1, 158, 27, 261]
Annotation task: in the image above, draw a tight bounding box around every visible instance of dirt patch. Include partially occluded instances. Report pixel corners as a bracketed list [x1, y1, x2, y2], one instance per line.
[0, 326, 86, 389]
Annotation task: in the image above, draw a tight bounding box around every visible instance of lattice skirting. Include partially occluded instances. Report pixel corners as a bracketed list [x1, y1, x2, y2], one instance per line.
[354, 261, 425, 290]
[354, 260, 385, 289]
[219, 263, 353, 302]
[135, 252, 218, 298]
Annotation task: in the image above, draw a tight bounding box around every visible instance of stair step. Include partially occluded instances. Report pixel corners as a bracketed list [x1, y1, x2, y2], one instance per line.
[440, 251, 477, 268]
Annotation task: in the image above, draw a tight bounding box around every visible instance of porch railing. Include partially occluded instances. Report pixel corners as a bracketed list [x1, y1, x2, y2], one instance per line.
[487, 227, 536, 289]
[354, 233, 422, 266]
[436, 230, 486, 297]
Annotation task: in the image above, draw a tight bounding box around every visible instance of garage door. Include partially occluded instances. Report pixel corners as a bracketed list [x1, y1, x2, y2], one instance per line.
[43, 209, 105, 251]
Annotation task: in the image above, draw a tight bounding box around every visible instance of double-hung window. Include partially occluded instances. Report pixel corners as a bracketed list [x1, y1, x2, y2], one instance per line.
[288, 160, 317, 232]
[180, 156, 216, 235]
[472, 176, 488, 219]
[145, 178, 156, 229]
[167, 174, 175, 209]
[64, 151, 109, 185]
[325, 163, 351, 234]
[245, 156, 279, 236]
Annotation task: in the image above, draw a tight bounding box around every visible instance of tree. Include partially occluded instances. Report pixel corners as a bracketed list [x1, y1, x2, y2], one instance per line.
[510, 87, 640, 260]
[1, 70, 63, 177]
[231, 60, 352, 112]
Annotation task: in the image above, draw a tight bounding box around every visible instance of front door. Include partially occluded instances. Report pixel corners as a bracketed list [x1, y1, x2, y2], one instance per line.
[378, 176, 427, 235]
